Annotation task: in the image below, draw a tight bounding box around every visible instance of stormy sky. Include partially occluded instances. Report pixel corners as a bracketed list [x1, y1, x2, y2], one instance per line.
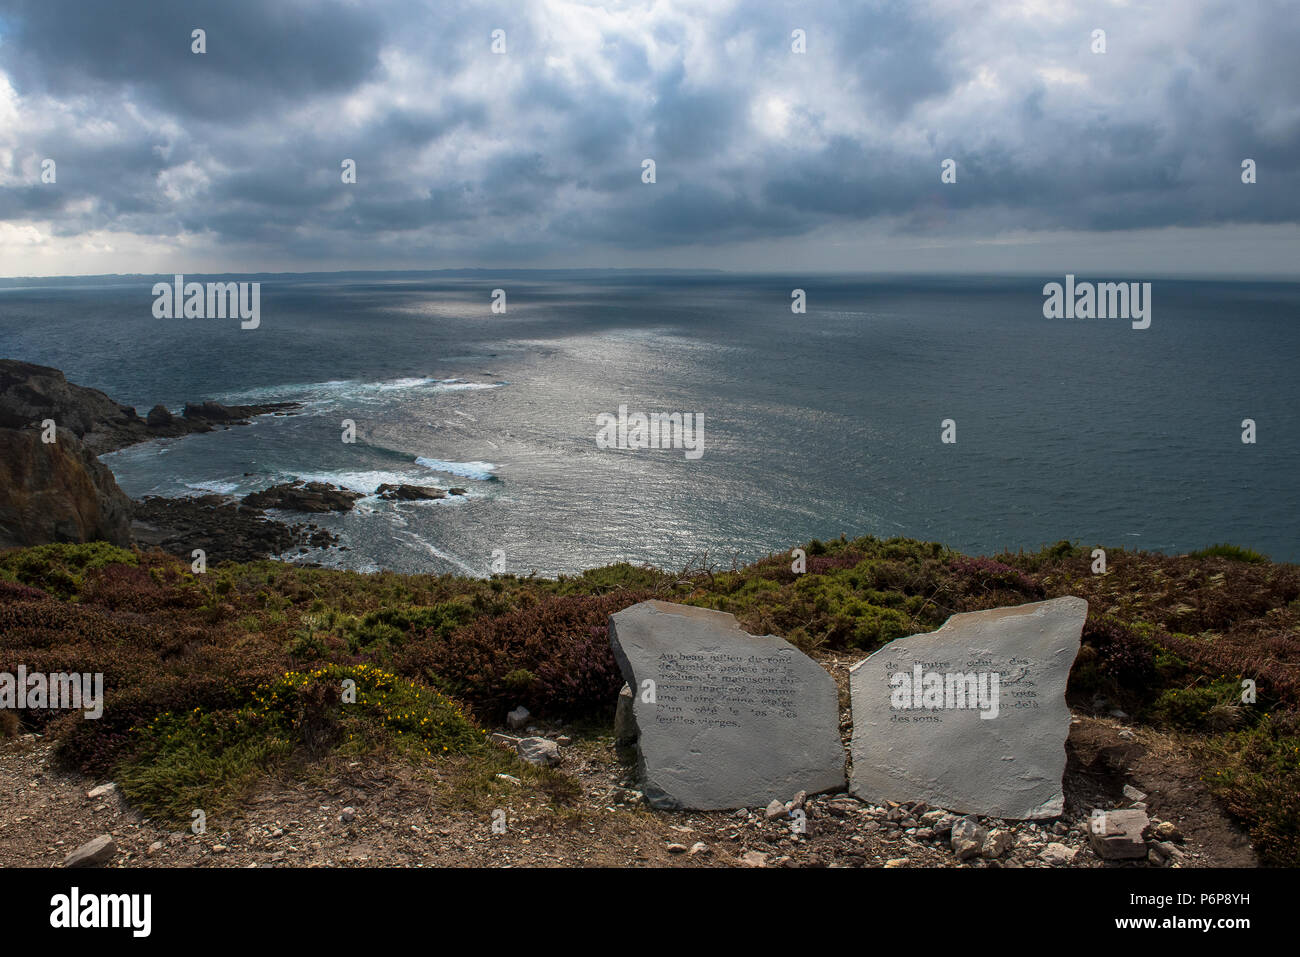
[0, 0, 1297, 277]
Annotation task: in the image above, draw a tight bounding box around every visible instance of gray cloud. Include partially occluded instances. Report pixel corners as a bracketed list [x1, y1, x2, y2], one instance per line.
[0, 0, 1296, 274]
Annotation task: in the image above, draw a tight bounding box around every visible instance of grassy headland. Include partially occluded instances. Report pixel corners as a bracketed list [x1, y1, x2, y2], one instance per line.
[1, 537, 1296, 863]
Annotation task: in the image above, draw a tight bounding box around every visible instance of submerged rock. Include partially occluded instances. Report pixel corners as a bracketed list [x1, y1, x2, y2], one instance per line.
[132, 495, 339, 562]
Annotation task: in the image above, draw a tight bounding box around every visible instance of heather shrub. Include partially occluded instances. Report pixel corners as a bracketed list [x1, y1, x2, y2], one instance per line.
[1157, 610, 1300, 710]
[55, 647, 283, 775]
[946, 556, 1044, 600]
[1070, 614, 1159, 709]
[406, 590, 655, 722]
[0, 578, 49, 603]
[79, 562, 199, 612]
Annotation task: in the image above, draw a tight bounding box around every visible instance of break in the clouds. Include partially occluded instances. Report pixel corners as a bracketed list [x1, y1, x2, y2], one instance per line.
[0, 0, 1297, 276]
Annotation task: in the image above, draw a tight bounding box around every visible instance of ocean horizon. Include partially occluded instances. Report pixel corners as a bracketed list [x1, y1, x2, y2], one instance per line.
[2, 271, 1295, 572]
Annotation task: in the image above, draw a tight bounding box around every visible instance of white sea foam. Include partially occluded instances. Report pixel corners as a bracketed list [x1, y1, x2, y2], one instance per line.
[218, 376, 504, 408]
[184, 479, 241, 495]
[414, 458, 499, 481]
[286, 469, 418, 495]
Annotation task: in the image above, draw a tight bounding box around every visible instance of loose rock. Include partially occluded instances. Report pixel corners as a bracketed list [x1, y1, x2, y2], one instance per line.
[1089, 809, 1150, 860]
[64, 834, 115, 868]
[517, 737, 560, 767]
[1039, 842, 1077, 866]
[951, 817, 988, 861]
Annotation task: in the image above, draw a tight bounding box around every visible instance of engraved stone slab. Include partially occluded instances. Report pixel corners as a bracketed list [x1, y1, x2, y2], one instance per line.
[849, 597, 1087, 819]
[609, 600, 845, 810]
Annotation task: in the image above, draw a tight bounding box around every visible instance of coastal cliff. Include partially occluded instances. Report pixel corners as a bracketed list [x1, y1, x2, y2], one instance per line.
[0, 426, 133, 549]
[0, 359, 301, 551]
[0, 359, 297, 456]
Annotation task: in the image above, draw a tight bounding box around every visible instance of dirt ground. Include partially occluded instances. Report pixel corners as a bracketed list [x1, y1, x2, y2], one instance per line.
[0, 708, 1257, 868]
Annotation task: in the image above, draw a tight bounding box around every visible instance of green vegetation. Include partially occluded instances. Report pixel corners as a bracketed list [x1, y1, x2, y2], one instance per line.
[1188, 543, 1270, 564]
[0, 541, 138, 599]
[1, 536, 1297, 862]
[116, 663, 485, 823]
[1146, 679, 1249, 732]
[1199, 717, 1300, 867]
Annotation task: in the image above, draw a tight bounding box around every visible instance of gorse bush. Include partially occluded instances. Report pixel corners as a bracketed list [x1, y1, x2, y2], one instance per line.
[0, 541, 138, 599]
[1147, 679, 1250, 732]
[116, 664, 484, 823]
[293, 600, 479, 656]
[1189, 543, 1270, 564]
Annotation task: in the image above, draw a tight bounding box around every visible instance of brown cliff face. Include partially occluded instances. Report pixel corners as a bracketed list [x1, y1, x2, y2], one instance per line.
[0, 358, 308, 551]
[0, 425, 132, 548]
[0, 359, 147, 457]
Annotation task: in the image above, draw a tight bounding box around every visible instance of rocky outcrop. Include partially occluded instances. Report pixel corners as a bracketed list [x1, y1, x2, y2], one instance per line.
[146, 404, 174, 428]
[0, 358, 308, 552]
[376, 483, 447, 501]
[0, 426, 132, 548]
[0, 359, 299, 456]
[132, 495, 339, 563]
[181, 400, 297, 425]
[0, 359, 147, 457]
[242, 481, 363, 513]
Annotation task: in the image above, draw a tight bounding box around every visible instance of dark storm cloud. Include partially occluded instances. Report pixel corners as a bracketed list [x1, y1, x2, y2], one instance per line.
[0, 0, 1296, 272]
[2, 0, 385, 120]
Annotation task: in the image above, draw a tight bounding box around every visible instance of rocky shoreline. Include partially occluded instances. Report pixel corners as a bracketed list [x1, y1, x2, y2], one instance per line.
[0, 358, 320, 560]
[0, 359, 482, 563]
[131, 495, 342, 564]
[0, 359, 300, 457]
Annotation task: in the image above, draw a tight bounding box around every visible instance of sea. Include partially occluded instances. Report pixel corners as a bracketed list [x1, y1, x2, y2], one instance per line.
[1, 272, 1296, 573]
